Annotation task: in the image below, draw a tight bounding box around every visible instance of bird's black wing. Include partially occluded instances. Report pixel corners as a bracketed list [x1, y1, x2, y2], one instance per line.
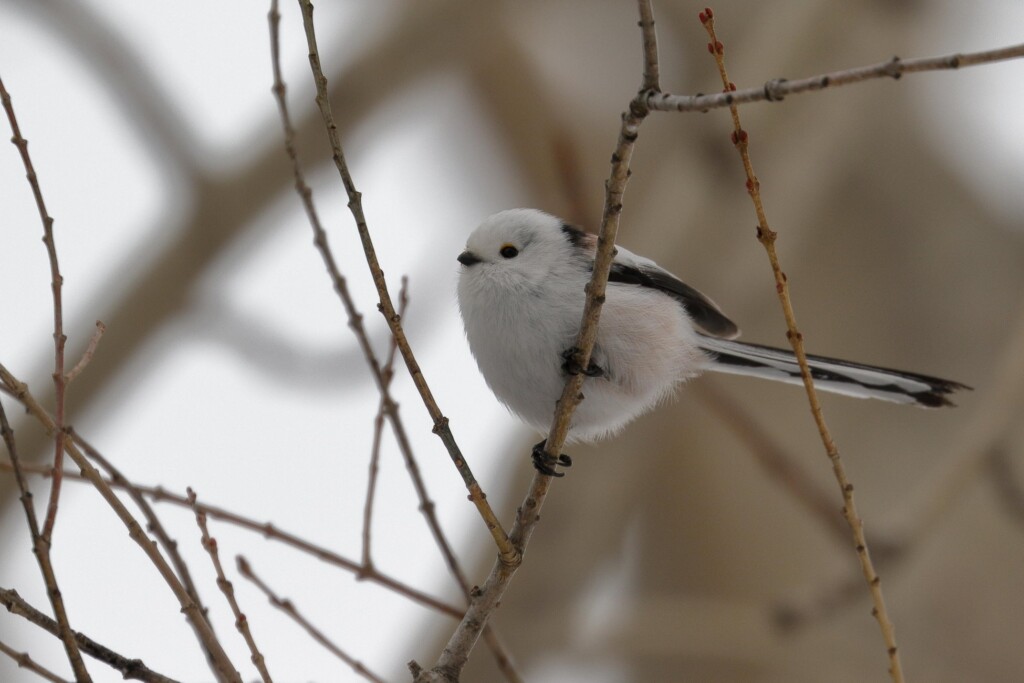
[608, 261, 740, 339]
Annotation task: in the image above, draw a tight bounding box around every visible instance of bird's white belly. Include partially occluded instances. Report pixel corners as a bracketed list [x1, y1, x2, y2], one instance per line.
[463, 282, 708, 442]
[465, 294, 574, 436]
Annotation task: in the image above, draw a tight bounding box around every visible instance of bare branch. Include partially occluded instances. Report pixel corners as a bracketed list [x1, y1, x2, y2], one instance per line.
[638, 1, 660, 92]
[293, 0, 517, 565]
[536, 0, 660, 475]
[0, 400, 87, 679]
[0, 636, 70, 683]
[64, 321, 106, 385]
[189, 489, 273, 683]
[69, 429, 222, 676]
[0, 363, 241, 683]
[413, 3, 660, 680]
[0, 587, 180, 683]
[268, 8, 521, 677]
[0, 459, 464, 620]
[361, 276, 407, 569]
[0, 74, 70, 546]
[238, 557, 385, 683]
[646, 41, 1024, 113]
[698, 8, 902, 681]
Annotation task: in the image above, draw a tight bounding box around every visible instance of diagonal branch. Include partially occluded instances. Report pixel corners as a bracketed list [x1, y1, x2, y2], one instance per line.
[411, 2, 660, 680]
[293, 0, 517, 565]
[1, 587, 180, 683]
[0, 638, 70, 683]
[361, 276, 407, 569]
[698, 8, 902, 682]
[189, 489, 272, 683]
[0, 74, 69, 544]
[0, 362, 241, 683]
[268, 6, 520, 678]
[238, 558, 385, 683]
[694, 383, 851, 544]
[69, 429, 222, 675]
[0, 398, 89, 681]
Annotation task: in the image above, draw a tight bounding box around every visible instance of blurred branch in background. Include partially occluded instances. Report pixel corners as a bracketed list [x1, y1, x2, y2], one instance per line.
[1, 0, 1023, 681]
[989, 446, 1024, 530]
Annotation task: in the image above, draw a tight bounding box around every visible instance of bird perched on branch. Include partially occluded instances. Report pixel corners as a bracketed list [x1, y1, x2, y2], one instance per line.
[456, 208, 969, 476]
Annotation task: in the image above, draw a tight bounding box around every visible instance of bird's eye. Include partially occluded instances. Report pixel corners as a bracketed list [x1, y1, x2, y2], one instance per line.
[499, 244, 519, 259]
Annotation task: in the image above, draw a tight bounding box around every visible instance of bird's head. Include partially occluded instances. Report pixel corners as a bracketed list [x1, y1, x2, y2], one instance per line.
[457, 209, 594, 292]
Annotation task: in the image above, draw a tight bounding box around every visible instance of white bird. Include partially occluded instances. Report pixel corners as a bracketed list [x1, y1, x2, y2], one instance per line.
[456, 208, 968, 475]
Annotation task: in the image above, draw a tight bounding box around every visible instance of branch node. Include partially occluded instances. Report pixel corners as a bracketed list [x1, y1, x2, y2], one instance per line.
[763, 78, 788, 101]
[886, 56, 904, 79]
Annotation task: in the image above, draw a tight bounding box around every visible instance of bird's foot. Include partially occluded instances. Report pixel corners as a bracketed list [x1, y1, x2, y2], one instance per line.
[561, 347, 605, 378]
[531, 440, 573, 477]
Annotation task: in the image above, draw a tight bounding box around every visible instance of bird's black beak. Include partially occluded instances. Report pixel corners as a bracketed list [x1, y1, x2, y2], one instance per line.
[457, 250, 482, 266]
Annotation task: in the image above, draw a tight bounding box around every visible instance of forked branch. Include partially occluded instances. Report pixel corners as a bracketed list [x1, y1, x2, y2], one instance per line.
[293, 0, 517, 566]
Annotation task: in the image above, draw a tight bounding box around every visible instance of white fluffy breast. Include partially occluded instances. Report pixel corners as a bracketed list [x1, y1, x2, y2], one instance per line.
[457, 262, 585, 435]
[458, 261, 709, 442]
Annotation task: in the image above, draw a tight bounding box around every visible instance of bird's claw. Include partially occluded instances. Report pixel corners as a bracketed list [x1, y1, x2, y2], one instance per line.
[561, 347, 605, 378]
[531, 440, 572, 477]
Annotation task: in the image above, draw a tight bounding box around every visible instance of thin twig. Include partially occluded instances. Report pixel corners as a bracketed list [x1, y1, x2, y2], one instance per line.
[0, 587, 180, 683]
[188, 489, 272, 683]
[237, 557, 385, 683]
[267, 1, 389, 398]
[268, 9, 521, 677]
[412, 3, 659, 680]
[374, 284, 524, 680]
[0, 638, 70, 683]
[362, 276, 407, 568]
[0, 400, 88, 680]
[698, 8, 902, 682]
[270, 0, 449, 584]
[777, 333, 1024, 631]
[0, 459, 464, 620]
[0, 363, 242, 683]
[0, 75, 68, 543]
[294, 0, 517, 565]
[65, 321, 106, 385]
[645, 41, 1024, 113]
[69, 429, 222, 676]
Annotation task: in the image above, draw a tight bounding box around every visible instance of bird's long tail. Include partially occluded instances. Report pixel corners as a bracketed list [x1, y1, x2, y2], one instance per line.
[698, 337, 970, 407]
